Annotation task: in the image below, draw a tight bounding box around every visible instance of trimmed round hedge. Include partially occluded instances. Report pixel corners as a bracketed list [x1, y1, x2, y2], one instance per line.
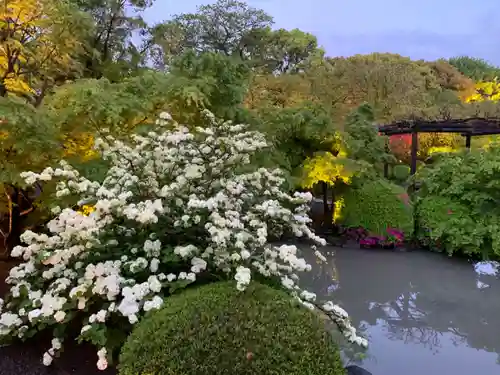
[392, 164, 410, 182]
[119, 281, 345, 375]
[339, 179, 413, 236]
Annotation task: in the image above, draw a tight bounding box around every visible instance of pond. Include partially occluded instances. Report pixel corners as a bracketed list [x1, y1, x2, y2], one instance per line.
[301, 246, 500, 375]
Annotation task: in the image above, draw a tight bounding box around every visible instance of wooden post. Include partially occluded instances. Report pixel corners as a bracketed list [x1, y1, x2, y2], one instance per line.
[465, 134, 471, 150]
[383, 136, 390, 178]
[321, 181, 329, 222]
[321, 181, 334, 232]
[410, 131, 418, 175]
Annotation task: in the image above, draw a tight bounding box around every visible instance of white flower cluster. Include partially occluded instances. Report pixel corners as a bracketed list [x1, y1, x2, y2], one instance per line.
[0, 110, 366, 370]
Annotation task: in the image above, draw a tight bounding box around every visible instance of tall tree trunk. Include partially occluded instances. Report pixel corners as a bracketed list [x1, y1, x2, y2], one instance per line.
[1, 185, 38, 259]
[0, 83, 6, 97]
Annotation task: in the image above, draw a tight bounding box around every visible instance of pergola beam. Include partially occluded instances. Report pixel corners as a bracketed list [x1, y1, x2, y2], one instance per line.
[378, 118, 500, 136]
[378, 117, 500, 176]
[381, 128, 475, 135]
[382, 129, 500, 135]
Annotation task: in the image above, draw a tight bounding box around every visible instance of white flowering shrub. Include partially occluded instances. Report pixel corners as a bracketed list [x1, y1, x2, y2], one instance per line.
[0, 110, 367, 370]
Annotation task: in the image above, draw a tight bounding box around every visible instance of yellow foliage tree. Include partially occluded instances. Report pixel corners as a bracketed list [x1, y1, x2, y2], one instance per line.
[300, 150, 354, 222]
[300, 151, 352, 189]
[0, 0, 91, 100]
[417, 133, 463, 160]
[1, 0, 95, 160]
[62, 132, 99, 161]
[464, 80, 500, 103]
[0, 1, 93, 251]
[462, 80, 500, 148]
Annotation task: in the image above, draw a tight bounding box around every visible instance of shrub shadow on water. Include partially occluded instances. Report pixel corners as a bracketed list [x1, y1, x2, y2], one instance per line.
[299, 245, 500, 375]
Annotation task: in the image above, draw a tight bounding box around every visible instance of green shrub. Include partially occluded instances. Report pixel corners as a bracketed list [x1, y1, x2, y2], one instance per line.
[416, 195, 483, 256]
[339, 179, 413, 236]
[392, 164, 410, 181]
[416, 148, 500, 259]
[119, 281, 346, 375]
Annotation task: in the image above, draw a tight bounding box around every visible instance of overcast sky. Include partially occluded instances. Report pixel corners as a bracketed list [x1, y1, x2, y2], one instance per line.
[142, 0, 500, 65]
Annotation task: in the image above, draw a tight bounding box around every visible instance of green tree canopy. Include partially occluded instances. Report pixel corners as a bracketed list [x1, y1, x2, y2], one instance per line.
[326, 53, 442, 122]
[448, 56, 500, 82]
[146, 0, 323, 74]
[69, 0, 155, 80]
[146, 0, 273, 67]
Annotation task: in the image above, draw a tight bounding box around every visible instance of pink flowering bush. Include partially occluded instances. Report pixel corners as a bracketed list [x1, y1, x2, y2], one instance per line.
[0, 110, 366, 370]
[358, 228, 404, 249]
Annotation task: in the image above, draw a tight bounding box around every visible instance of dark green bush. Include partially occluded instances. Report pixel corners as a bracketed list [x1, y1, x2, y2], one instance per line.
[392, 164, 410, 181]
[343, 103, 396, 170]
[339, 179, 413, 236]
[119, 281, 345, 375]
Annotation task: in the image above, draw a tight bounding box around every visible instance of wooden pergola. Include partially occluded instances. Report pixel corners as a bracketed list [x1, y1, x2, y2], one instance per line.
[378, 117, 500, 175]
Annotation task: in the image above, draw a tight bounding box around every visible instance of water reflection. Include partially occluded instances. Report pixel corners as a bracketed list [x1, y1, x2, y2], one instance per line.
[301, 246, 500, 375]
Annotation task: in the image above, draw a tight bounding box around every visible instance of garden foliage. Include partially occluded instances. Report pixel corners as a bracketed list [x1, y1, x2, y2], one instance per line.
[338, 179, 413, 237]
[119, 281, 346, 375]
[343, 103, 393, 168]
[0, 111, 366, 370]
[391, 164, 410, 182]
[416, 196, 479, 256]
[416, 147, 500, 258]
[6, 0, 500, 370]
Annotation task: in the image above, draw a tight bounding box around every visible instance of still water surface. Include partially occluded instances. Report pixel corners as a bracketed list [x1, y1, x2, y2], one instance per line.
[301, 246, 500, 375]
